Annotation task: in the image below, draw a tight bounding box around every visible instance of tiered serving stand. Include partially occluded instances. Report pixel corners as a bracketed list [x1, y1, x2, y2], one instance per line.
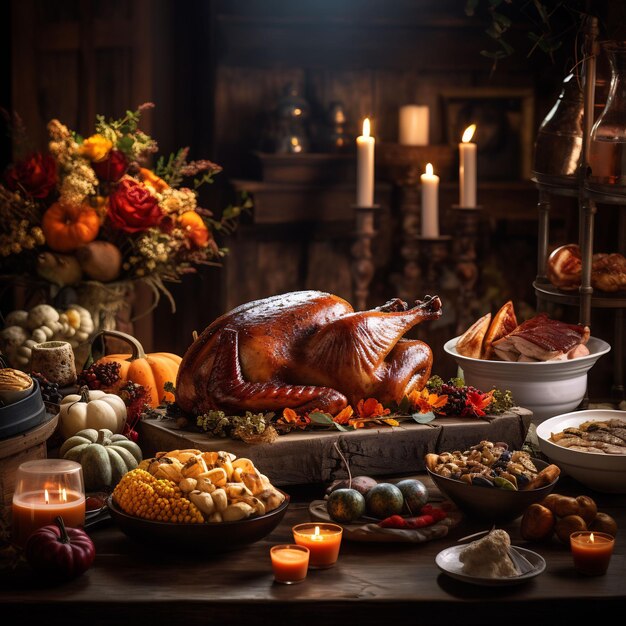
[532, 16, 625, 402]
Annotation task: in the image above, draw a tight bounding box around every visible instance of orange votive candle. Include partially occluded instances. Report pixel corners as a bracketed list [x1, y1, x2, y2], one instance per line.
[12, 489, 86, 548]
[570, 531, 615, 576]
[270, 544, 310, 584]
[292, 523, 343, 569]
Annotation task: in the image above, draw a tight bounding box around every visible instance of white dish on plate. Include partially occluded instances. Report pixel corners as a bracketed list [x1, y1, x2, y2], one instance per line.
[443, 335, 611, 424]
[536, 409, 626, 493]
[435, 544, 546, 586]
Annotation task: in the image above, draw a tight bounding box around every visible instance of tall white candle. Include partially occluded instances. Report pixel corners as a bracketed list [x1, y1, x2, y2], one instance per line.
[420, 162, 439, 238]
[399, 105, 429, 146]
[356, 117, 375, 207]
[459, 124, 477, 207]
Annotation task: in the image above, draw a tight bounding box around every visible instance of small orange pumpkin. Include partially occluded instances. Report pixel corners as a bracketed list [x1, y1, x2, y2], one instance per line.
[178, 211, 211, 247]
[91, 330, 181, 408]
[42, 201, 100, 253]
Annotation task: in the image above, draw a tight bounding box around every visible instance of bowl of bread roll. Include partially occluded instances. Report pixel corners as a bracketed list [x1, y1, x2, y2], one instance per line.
[444, 301, 611, 424]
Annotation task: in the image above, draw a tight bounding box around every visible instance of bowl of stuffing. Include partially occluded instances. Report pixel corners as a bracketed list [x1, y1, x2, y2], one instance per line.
[444, 301, 611, 424]
[536, 409, 626, 494]
[425, 441, 560, 523]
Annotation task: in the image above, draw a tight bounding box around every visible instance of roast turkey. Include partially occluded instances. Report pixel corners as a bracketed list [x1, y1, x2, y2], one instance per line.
[176, 291, 442, 416]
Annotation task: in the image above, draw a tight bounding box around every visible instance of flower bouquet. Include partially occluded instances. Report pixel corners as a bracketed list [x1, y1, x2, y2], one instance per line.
[0, 103, 246, 321]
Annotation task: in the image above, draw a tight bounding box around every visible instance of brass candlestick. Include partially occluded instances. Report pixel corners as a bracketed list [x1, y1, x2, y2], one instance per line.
[451, 205, 483, 334]
[351, 204, 381, 311]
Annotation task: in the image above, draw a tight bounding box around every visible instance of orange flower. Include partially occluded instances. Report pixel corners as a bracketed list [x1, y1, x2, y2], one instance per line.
[408, 388, 448, 414]
[333, 405, 354, 425]
[356, 398, 390, 419]
[139, 167, 169, 193]
[280, 407, 310, 429]
[282, 407, 299, 423]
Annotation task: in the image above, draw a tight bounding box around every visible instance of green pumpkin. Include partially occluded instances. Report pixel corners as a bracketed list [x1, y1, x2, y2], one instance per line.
[60, 428, 143, 491]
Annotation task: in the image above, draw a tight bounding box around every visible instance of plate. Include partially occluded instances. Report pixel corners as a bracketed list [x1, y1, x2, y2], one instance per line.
[106, 489, 290, 552]
[435, 545, 546, 586]
[309, 499, 463, 543]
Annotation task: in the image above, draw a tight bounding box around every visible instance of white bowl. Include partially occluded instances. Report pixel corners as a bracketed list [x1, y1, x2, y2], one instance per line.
[443, 336, 611, 424]
[536, 410, 626, 493]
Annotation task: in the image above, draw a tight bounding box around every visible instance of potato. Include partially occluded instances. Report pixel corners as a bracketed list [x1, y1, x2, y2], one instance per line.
[541, 493, 562, 513]
[575, 495, 598, 525]
[520, 503, 555, 541]
[589, 512, 618, 537]
[552, 495, 580, 518]
[555, 514, 587, 543]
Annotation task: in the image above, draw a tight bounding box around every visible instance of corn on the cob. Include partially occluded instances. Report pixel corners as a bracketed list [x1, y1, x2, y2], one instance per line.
[113, 468, 205, 524]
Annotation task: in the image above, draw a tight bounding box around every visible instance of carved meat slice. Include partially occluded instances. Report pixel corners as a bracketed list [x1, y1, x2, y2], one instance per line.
[493, 313, 589, 361]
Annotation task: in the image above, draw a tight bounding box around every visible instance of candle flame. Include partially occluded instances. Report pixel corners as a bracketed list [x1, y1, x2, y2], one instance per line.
[44, 488, 49, 504]
[362, 118, 371, 138]
[61, 488, 67, 503]
[462, 124, 476, 143]
[590, 532, 595, 543]
[314, 526, 320, 537]
[425, 163, 434, 176]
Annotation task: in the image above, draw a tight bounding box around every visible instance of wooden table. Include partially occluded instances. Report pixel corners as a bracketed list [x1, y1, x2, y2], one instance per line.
[1, 474, 624, 625]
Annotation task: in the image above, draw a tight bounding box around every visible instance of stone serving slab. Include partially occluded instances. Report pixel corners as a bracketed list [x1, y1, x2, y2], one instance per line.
[138, 408, 532, 487]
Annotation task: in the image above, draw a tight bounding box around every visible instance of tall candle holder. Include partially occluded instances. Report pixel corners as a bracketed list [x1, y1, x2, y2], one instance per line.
[418, 235, 452, 296]
[351, 204, 381, 311]
[450, 205, 483, 334]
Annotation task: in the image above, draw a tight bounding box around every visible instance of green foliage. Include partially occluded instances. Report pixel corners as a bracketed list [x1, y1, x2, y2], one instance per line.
[412, 411, 436, 424]
[308, 410, 352, 431]
[425, 375, 444, 392]
[465, 0, 586, 70]
[488, 387, 516, 414]
[196, 409, 274, 439]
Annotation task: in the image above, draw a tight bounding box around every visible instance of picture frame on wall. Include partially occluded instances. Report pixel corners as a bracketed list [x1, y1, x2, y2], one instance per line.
[440, 88, 535, 181]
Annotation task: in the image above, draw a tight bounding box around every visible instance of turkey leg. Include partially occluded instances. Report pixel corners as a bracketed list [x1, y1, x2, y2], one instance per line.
[379, 339, 434, 403]
[208, 328, 348, 414]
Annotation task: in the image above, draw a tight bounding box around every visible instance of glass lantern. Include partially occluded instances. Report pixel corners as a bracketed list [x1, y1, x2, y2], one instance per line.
[588, 41, 626, 194]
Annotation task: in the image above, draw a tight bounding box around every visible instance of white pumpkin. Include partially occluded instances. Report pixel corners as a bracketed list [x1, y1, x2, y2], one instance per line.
[59, 387, 127, 439]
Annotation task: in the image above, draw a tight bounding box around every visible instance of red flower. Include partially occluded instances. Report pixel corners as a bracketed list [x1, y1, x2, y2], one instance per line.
[464, 389, 494, 418]
[91, 149, 128, 182]
[5, 152, 57, 198]
[107, 177, 162, 233]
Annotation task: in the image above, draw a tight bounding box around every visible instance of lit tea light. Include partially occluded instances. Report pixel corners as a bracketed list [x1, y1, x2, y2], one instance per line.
[292, 523, 343, 569]
[11, 460, 86, 548]
[270, 544, 310, 584]
[570, 531, 615, 576]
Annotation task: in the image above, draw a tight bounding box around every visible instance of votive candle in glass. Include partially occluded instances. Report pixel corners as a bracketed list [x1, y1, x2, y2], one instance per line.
[270, 544, 310, 584]
[11, 459, 86, 548]
[570, 531, 615, 576]
[292, 523, 343, 569]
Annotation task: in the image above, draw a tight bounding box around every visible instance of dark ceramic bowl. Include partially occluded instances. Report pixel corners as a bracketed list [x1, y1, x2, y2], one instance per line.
[427, 458, 558, 523]
[106, 490, 290, 552]
[0, 378, 46, 440]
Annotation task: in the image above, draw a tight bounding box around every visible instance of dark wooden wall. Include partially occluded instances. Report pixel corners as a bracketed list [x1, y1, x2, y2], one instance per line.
[4, 0, 622, 398]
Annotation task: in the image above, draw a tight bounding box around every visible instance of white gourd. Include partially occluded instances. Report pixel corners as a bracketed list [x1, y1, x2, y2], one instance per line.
[59, 388, 127, 439]
[26, 304, 59, 330]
